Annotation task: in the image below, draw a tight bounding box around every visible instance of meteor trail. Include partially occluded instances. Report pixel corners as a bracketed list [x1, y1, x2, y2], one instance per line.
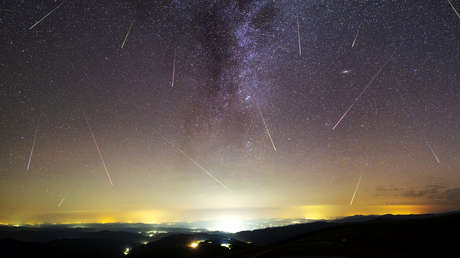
[448, 0, 460, 18]
[332, 52, 394, 130]
[57, 197, 65, 207]
[351, 29, 359, 48]
[427, 143, 440, 164]
[84, 115, 113, 185]
[256, 102, 277, 152]
[160, 136, 230, 191]
[350, 174, 362, 205]
[26, 115, 41, 171]
[296, 15, 302, 56]
[121, 21, 134, 49]
[29, 1, 65, 30]
[170, 48, 176, 88]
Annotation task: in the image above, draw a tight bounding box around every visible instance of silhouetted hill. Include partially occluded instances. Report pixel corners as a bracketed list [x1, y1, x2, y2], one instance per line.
[1, 237, 129, 258]
[232, 212, 460, 257]
[2, 212, 460, 258]
[0, 227, 143, 242]
[233, 221, 334, 245]
[232, 212, 460, 246]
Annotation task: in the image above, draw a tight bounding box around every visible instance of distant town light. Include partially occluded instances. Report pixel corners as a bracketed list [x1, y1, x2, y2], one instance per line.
[146, 230, 168, 237]
[220, 243, 232, 249]
[214, 217, 245, 233]
[188, 240, 205, 248]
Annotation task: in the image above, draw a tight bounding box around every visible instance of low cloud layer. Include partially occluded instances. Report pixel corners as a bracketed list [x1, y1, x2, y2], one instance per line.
[376, 185, 460, 204]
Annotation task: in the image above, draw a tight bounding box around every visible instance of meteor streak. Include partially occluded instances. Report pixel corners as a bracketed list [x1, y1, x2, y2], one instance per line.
[57, 197, 65, 207]
[171, 48, 176, 88]
[26, 115, 41, 171]
[160, 136, 230, 191]
[256, 102, 277, 152]
[427, 143, 440, 164]
[351, 29, 359, 48]
[296, 15, 302, 56]
[29, 1, 65, 30]
[121, 21, 134, 49]
[332, 52, 394, 130]
[350, 174, 362, 205]
[84, 115, 113, 185]
[448, 0, 460, 18]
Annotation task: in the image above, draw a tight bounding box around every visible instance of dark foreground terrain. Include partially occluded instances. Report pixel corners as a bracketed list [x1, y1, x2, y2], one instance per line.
[1, 212, 459, 258]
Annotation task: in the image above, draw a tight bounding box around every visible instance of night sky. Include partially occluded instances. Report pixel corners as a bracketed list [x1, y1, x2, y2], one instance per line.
[1, 0, 460, 228]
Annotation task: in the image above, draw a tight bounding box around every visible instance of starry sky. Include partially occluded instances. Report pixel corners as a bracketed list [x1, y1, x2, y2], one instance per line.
[1, 0, 460, 227]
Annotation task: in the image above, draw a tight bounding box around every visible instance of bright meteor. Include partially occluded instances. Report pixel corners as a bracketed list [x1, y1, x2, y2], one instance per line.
[84, 114, 114, 186]
[121, 21, 134, 49]
[427, 143, 440, 164]
[447, 0, 460, 19]
[350, 174, 362, 205]
[29, 1, 65, 30]
[26, 114, 42, 171]
[332, 52, 395, 130]
[296, 15, 302, 56]
[256, 102, 277, 152]
[171, 48, 176, 88]
[351, 29, 359, 48]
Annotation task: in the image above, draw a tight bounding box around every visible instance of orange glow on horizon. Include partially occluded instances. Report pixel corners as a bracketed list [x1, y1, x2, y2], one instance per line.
[0, 204, 452, 227]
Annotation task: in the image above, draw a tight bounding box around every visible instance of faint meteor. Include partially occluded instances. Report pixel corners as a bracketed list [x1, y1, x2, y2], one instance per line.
[332, 53, 394, 130]
[427, 143, 440, 164]
[256, 102, 277, 152]
[84, 115, 113, 185]
[28, 1, 65, 30]
[121, 21, 134, 49]
[447, 0, 460, 18]
[296, 15, 302, 56]
[351, 29, 359, 48]
[26, 115, 42, 171]
[160, 135, 230, 191]
[350, 174, 362, 205]
[170, 48, 176, 88]
[57, 197, 65, 207]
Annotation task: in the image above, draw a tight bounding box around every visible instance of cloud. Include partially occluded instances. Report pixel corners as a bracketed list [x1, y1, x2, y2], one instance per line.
[438, 188, 460, 204]
[375, 184, 460, 204]
[401, 185, 445, 198]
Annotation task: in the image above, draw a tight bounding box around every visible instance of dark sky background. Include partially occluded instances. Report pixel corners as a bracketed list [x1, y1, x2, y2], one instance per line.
[1, 0, 460, 228]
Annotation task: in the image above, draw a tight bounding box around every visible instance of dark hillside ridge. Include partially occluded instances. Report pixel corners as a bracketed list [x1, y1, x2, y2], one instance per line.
[1, 212, 459, 258]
